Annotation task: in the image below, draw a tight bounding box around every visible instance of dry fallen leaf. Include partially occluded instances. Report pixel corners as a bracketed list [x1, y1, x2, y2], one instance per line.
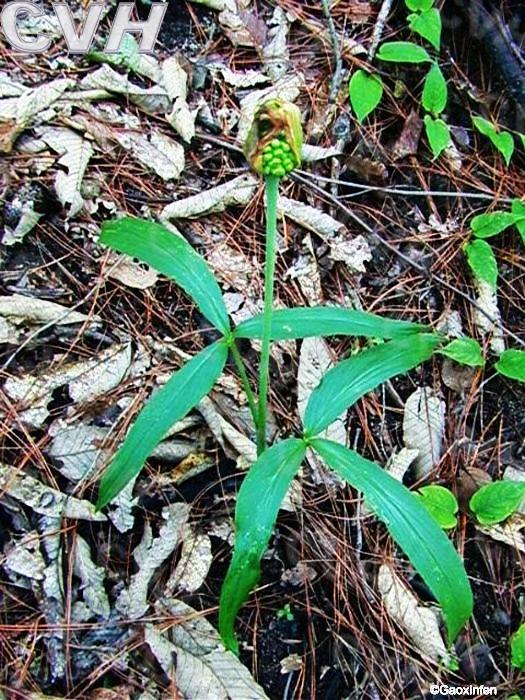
[473, 280, 505, 355]
[402, 387, 445, 478]
[162, 174, 258, 221]
[146, 599, 269, 699]
[378, 564, 451, 664]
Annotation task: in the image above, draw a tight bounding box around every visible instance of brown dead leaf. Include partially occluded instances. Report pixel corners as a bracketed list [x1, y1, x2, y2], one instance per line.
[391, 111, 423, 160]
[456, 466, 492, 511]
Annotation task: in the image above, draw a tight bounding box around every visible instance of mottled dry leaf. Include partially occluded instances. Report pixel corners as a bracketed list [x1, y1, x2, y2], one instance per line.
[280, 197, 344, 237]
[262, 6, 291, 81]
[116, 504, 189, 619]
[0, 294, 95, 344]
[378, 565, 450, 664]
[328, 234, 372, 274]
[74, 535, 110, 619]
[107, 253, 159, 289]
[476, 514, 525, 553]
[285, 234, 323, 306]
[81, 65, 171, 113]
[403, 387, 445, 478]
[115, 130, 184, 180]
[146, 599, 269, 699]
[166, 525, 212, 593]
[474, 280, 505, 355]
[4, 532, 45, 581]
[386, 447, 419, 482]
[0, 464, 106, 522]
[4, 343, 133, 427]
[38, 127, 93, 216]
[47, 421, 108, 481]
[162, 174, 258, 221]
[207, 242, 254, 292]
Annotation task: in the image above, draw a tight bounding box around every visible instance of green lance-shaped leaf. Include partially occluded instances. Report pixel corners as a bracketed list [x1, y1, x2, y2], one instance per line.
[100, 217, 230, 335]
[424, 115, 451, 159]
[96, 340, 228, 509]
[377, 41, 432, 64]
[470, 480, 525, 525]
[219, 438, 306, 653]
[311, 438, 473, 641]
[511, 623, 525, 671]
[234, 306, 426, 341]
[464, 239, 498, 290]
[422, 62, 447, 115]
[349, 70, 383, 123]
[408, 8, 442, 51]
[303, 333, 441, 437]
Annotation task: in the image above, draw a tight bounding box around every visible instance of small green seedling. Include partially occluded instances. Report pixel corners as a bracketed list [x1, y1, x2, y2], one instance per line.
[95, 99, 472, 655]
[438, 338, 485, 368]
[276, 603, 294, 621]
[511, 623, 525, 671]
[416, 485, 459, 529]
[470, 481, 525, 525]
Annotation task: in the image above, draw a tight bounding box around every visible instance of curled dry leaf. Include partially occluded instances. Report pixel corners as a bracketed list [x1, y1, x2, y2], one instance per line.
[0, 463, 106, 522]
[146, 599, 269, 699]
[280, 197, 344, 237]
[0, 294, 96, 344]
[38, 127, 93, 217]
[476, 514, 525, 554]
[47, 420, 109, 481]
[262, 6, 291, 81]
[74, 535, 110, 619]
[328, 234, 372, 274]
[385, 447, 420, 482]
[107, 253, 159, 290]
[116, 503, 189, 619]
[378, 564, 451, 664]
[162, 56, 196, 142]
[402, 387, 446, 478]
[165, 525, 213, 593]
[4, 532, 46, 582]
[81, 65, 171, 114]
[473, 279, 505, 355]
[115, 130, 184, 181]
[3, 343, 133, 428]
[285, 237, 323, 306]
[161, 174, 258, 220]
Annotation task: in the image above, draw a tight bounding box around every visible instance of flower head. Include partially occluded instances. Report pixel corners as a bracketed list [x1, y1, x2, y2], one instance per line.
[244, 98, 302, 177]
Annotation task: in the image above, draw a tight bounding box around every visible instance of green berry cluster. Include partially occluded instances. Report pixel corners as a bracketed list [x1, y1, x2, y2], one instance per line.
[261, 134, 297, 177]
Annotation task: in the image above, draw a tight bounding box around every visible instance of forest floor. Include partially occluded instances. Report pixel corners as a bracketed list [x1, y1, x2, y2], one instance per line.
[0, 1, 524, 698]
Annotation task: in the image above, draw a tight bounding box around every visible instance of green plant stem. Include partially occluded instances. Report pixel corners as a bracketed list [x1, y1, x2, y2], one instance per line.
[256, 174, 280, 455]
[230, 339, 259, 430]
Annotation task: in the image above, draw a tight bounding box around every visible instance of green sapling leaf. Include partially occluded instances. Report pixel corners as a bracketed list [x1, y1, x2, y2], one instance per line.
[219, 438, 307, 653]
[470, 481, 525, 525]
[511, 623, 525, 671]
[377, 41, 432, 64]
[464, 239, 498, 290]
[349, 70, 383, 123]
[100, 217, 230, 334]
[416, 484, 459, 529]
[423, 115, 450, 159]
[470, 211, 524, 239]
[438, 338, 485, 367]
[96, 340, 229, 510]
[472, 116, 514, 166]
[311, 439, 473, 641]
[408, 8, 442, 50]
[405, 0, 434, 9]
[511, 199, 525, 245]
[422, 62, 447, 115]
[495, 349, 525, 383]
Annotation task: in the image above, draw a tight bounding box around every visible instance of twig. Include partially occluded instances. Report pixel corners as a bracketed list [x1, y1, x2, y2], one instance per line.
[291, 170, 525, 348]
[320, 0, 344, 103]
[368, 0, 394, 61]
